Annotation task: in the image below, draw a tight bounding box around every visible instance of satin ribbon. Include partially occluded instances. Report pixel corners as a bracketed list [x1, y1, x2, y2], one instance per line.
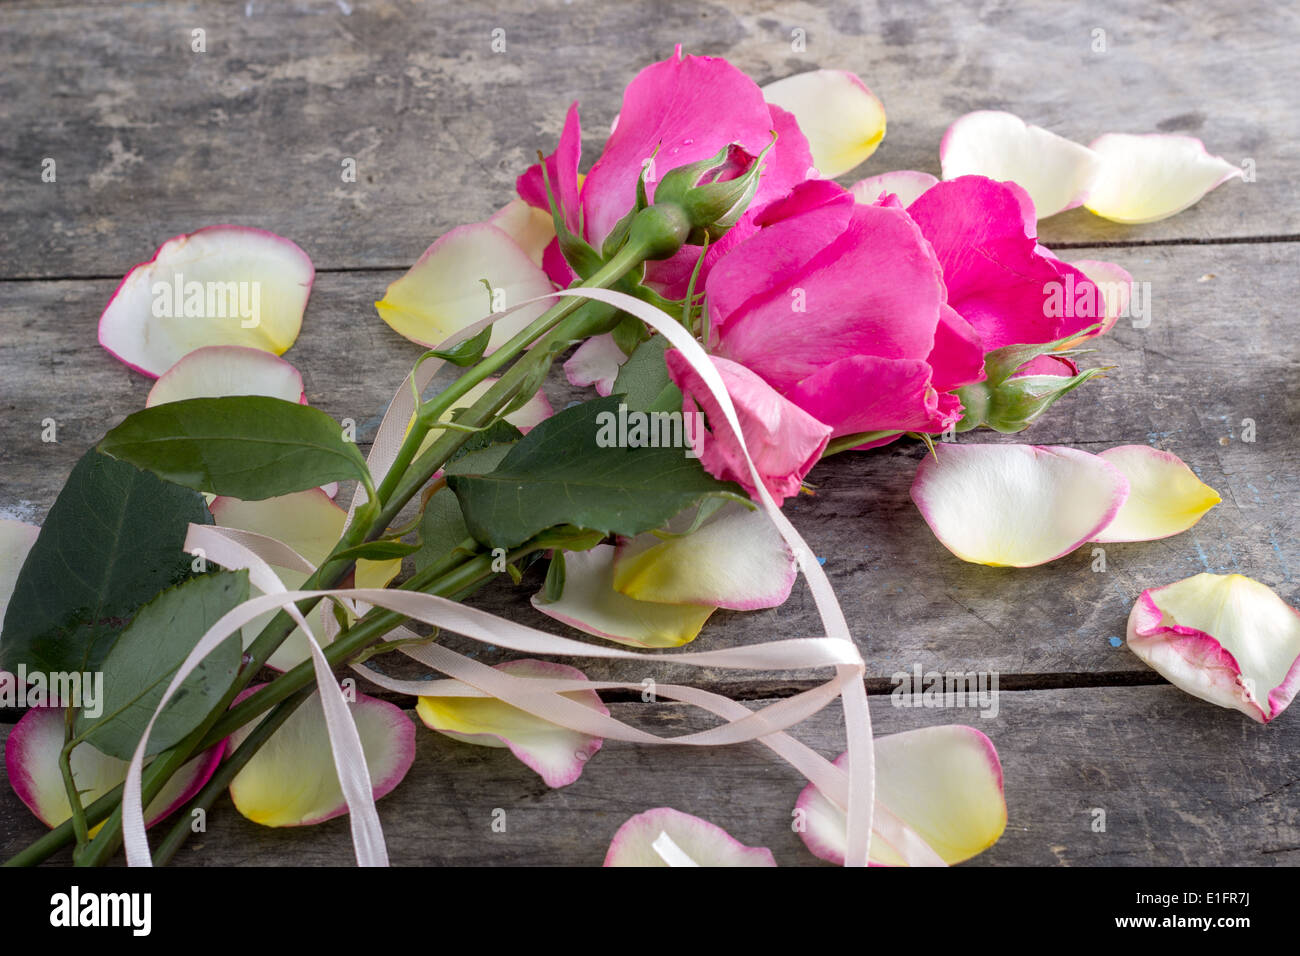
[119, 286, 938, 868]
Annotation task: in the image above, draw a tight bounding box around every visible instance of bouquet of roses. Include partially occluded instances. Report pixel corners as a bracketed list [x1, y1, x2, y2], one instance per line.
[2, 48, 1294, 869]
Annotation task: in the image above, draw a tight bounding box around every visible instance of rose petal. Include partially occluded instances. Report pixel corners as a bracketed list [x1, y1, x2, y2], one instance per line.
[795, 726, 1006, 866]
[581, 51, 778, 246]
[850, 170, 939, 207]
[1128, 573, 1300, 723]
[98, 226, 314, 378]
[762, 70, 887, 178]
[209, 490, 401, 671]
[612, 502, 796, 610]
[939, 111, 1102, 218]
[666, 351, 832, 507]
[5, 705, 224, 832]
[1060, 259, 1134, 343]
[1084, 133, 1243, 224]
[146, 345, 306, 407]
[604, 807, 777, 866]
[375, 223, 554, 352]
[563, 333, 628, 397]
[228, 687, 415, 826]
[531, 545, 714, 649]
[488, 198, 556, 268]
[1, 518, 40, 622]
[910, 443, 1129, 567]
[416, 659, 607, 788]
[1092, 445, 1220, 543]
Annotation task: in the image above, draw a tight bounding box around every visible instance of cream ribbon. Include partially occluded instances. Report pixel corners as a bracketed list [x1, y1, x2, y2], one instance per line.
[120, 287, 939, 868]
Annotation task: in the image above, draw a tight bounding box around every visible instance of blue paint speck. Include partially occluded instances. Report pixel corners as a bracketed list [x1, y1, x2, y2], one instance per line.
[816, 556, 827, 566]
[1108, 636, 1123, 648]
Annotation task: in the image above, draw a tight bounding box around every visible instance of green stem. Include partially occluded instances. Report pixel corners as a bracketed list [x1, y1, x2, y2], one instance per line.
[57, 717, 89, 851]
[151, 685, 316, 867]
[373, 242, 651, 533]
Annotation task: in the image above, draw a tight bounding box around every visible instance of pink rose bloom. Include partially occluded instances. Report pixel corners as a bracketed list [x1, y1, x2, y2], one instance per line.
[665, 350, 831, 506]
[702, 179, 983, 442]
[516, 48, 814, 290]
[905, 176, 1103, 350]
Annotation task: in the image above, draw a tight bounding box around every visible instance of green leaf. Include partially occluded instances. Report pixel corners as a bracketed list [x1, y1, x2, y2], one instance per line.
[75, 571, 248, 759]
[418, 324, 492, 368]
[412, 491, 473, 573]
[613, 335, 682, 413]
[543, 551, 566, 601]
[0, 449, 213, 674]
[98, 396, 371, 500]
[332, 539, 422, 563]
[447, 395, 742, 548]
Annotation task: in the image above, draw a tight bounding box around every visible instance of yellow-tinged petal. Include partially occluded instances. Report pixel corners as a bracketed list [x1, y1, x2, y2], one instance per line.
[228, 687, 414, 826]
[612, 502, 795, 610]
[1128, 573, 1300, 723]
[1092, 445, 1220, 543]
[0, 518, 40, 621]
[98, 226, 314, 377]
[375, 222, 553, 352]
[209, 490, 401, 671]
[1084, 133, 1243, 224]
[5, 706, 223, 833]
[940, 111, 1102, 218]
[762, 70, 886, 178]
[910, 443, 1129, 567]
[795, 726, 1006, 866]
[488, 198, 555, 268]
[147, 345, 305, 407]
[604, 808, 776, 866]
[531, 545, 713, 648]
[416, 659, 607, 788]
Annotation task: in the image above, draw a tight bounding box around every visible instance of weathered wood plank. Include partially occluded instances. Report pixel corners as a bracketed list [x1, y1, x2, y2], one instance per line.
[2, 685, 1296, 866]
[0, 0, 1292, 281]
[2, 244, 1293, 684]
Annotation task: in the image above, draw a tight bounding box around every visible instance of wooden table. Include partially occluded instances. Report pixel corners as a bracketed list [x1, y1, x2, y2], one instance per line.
[1, 0, 1296, 866]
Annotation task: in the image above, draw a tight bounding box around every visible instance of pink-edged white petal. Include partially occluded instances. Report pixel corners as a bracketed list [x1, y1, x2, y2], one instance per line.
[488, 198, 556, 268]
[1129, 574, 1300, 723]
[5, 705, 224, 832]
[1084, 133, 1244, 224]
[0, 518, 40, 621]
[563, 333, 628, 397]
[761, 70, 886, 178]
[1062, 258, 1133, 341]
[850, 170, 938, 207]
[146, 345, 306, 407]
[940, 111, 1102, 218]
[604, 807, 777, 866]
[228, 686, 415, 826]
[531, 545, 714, 649]
[910, 443, 1129, 567]
[415, 659, 607, 788]
[209, 490, 401, 671]
[98, 226, 314, 378]
[375, 223, 554, 352]
[612, 502, 796, 610]
[1092, 445, 1221, 543]
[796, 726, 1006, 866]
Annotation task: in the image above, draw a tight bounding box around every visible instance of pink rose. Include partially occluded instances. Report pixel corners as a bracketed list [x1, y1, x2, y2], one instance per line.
[702, 179, 982, 441]
[665, 350, 831, 506]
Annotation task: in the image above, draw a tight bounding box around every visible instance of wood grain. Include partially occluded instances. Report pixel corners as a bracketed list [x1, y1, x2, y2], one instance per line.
[0, 0, 1296, 868]
[0, 0, 1293, 281]
[2, 245, 1293, 684]
[3, 685, 1296, 866]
